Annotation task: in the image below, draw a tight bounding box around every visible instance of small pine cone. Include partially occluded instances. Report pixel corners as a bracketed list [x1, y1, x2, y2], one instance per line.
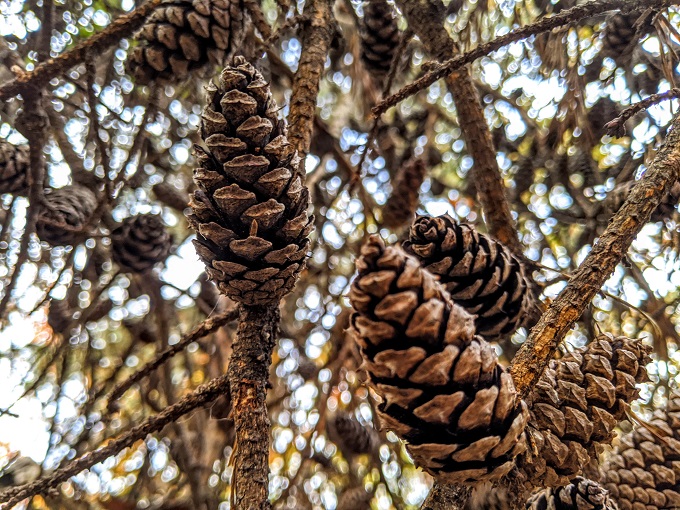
[526, 477, 617, 510]
[382, 158, 426, 231]
[328, 413, 378, 457]
[337, 487, 373, 510]
[111, 215, 173, 273]
[518, 334, 651, 488]
[297, 357, 318, 380]
[587, 98, 620, 140]
[600, 12, 654, 66]
[36, 185, 98, 246]
[127, 0, 245, 84]
[153, 181, 189, 212]
[602, 181, 680, 222]
[0, 142, 29, 196]
[187, 57, 313, 306]
[360, 0, 400, 85]
[600, 394, 680, 510]
[514, 156, 535, 198]
[124, 317, 158, 344]
[350, 236, 528, 483]
[568, 149, 599, 189]
[403, 214, 533, 341]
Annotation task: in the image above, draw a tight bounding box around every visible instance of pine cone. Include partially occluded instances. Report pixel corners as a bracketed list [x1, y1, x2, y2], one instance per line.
[187, 56, 313, 306]
[127, 0, 245, 84]
[350, 236, 528, 483]
[360, 0, 400, 85]
[568, 149, 599, 189]
[602, 181, 680, 222]
[518, 335, 651, 488]
[111, 214, 173, 273]
[403, 215, 533, 341]
[328, 413, 378, 457]
[514, 156, 535, 199]
[0, 141, 28, 196]
[47, 299, 73, 335]
[153, 181, 190, 212]
[36, 185, 98, 246]
[587, 98, 620, 140]
[382, 158, 426, 231]
[601, 12, 654, 66]
[600, 394, 680, 510]
[337, 486, 373, 510]
[526, 477, 617, 510]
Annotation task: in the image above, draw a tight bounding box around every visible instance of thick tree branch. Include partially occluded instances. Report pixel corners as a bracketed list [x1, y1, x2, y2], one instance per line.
[510, 113, 680, 397]
[228, 304, 279, 510]
[376, 0, 680, 117]
[0, 0, 163, 101]
[395, 0, 523, 257]
[0, 373, 231, 508]
[287, 0, 334, 165]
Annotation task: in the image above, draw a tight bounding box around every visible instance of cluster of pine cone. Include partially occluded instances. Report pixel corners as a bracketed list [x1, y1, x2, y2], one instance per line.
[349, 214, 663, 508]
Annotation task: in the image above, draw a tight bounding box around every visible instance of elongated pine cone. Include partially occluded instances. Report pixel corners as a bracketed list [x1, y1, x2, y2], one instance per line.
[602, 181, 680, 223]
[187, 57, 313, 306]
[329, 413, 378, 457]
[36, 185, 98, 246]
[0, 141, 28, 196]
[518, 335, 651, 488]
[600, 12, 654, 66]
[526, 477, 617, 510]
[111, 214, 173, 273]
[350, 236, 528, 483]
[403, 215, 533, 341]
[382, 158, 426, 230]
[360, 0, 400, 84]
[600, 393, 680, 510]
[127, 0, 245, 84]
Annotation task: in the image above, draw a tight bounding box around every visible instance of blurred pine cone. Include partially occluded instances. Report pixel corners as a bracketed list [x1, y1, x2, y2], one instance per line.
[600, 12, 655, 66]
[48, 299, 73, 335]
[0, 141, 28, 196]
[513, 156, 535, 198]
[188, 56, 313, 306]
[153, 181, 189, 212]
[337, 486, 373, 510]
[111, 214, 173, 273]
[526, 477, 617, 510]
[36, 185, 98, 246]
[600, 393, 680, 510]
[568, 149, 599, 189]
[518, 335, 651, 488]
[350, 236, 528, 483]
[360, 0, 400, 85]
[127, 0, 245, 84]
[382, 158, 426, 231]
[587, 97, 620, 140]
[328, 413, 378, 457]
[404, 215, 533, 341]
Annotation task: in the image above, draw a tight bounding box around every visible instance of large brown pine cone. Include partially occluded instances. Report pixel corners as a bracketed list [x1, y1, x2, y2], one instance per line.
[600, 12, 655, 66]
[36, 185, 98, 246]
[187, 57, 313, 306]
[518, 335, 651, 488]
[127, 0, 245, 84]
[382, 158, 426, 231]
[360, 0, 400, 85]
[111, 214, 173, 273]
[403, 214, 533, 341]
[526, 477, 617, 510]
[350, 235, 528, 483]
[602, 181, 680, 223]
[600, 393, 680, 510]
[0, 141, 29, 196]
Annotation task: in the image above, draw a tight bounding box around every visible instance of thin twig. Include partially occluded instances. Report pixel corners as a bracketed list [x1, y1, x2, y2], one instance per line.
[606, 88, 680, 136]
[0, 372, 231, 508]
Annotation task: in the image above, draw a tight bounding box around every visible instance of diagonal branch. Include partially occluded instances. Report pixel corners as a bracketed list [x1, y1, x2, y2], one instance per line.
[0, 0, 163, 101]
[510, 112, 680, 397]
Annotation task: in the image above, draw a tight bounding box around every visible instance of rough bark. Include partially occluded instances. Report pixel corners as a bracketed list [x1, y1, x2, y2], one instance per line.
[395, 0, 523, 257]
[421, 484, 472, 510]
[287, 0, 334, 165]
[228, 304, 280, 510]
[511, 113, 680, 397]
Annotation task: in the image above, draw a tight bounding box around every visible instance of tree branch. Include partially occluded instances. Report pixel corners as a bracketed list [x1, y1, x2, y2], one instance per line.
[0, 0, 164, 101]
[510, 112, 680, 397]
[0, 373, 231, 508]
[287, 0, 334, 165]
[605, 88, 680, 137]
[228, 304, 280, 510]
[375, 0, 680, 117]
[395, 0, 523, 256]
